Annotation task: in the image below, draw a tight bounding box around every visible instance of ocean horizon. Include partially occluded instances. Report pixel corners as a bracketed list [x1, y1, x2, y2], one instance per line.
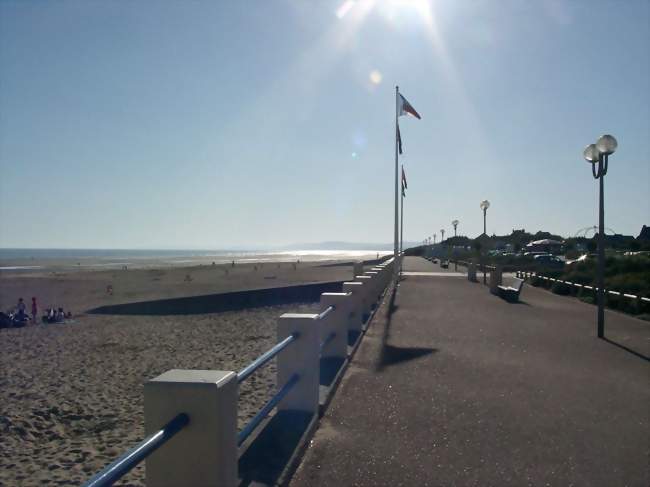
[0, 247, 393, 271]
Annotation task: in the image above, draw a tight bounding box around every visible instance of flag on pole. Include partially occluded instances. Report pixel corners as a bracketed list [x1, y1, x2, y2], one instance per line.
[398, 93, 422, 119]
[397, 124, 403, 155]
[401, 166, 407, 197]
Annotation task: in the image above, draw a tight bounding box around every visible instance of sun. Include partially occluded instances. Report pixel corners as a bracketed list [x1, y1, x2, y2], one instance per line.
[373, 0, 435, 25]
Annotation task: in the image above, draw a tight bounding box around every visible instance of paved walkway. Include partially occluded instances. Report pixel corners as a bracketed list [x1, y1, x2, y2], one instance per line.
[290, 257, 649, 486]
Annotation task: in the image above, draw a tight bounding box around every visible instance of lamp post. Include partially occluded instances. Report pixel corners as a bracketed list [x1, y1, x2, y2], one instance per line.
[440, 229, 445, 244]
[433, 233, 436, 245]
[583, 134, 617, 338]
[480, 200, 490, 235]
[451, 220, 459, 270]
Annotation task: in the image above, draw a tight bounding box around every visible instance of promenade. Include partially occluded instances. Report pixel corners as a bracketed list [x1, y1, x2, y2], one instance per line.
[290, 257, 649, 486]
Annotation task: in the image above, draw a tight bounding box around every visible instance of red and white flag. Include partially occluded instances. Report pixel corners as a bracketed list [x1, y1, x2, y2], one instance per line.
[398, 93, 421, 119]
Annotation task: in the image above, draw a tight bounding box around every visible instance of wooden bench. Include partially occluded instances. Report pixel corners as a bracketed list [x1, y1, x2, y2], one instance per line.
[498, 277, 524, 302]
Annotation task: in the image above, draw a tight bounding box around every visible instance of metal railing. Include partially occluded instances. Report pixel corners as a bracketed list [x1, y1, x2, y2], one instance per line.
[517, 271, 650, 306]
[236, 304, 335, 447]
[83, 413, 189, 487]
[317, 305, 335, 320]
[237, 374, 299, 446]
[319, 331, 336, 354]
[237, 333, 298, 383]
[81, 263, 395, 486]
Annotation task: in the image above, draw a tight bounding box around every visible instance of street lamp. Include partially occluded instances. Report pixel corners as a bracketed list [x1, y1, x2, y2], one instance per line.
[480, 200, 490, 235]
[583, 134, 617, 338]
[433, 233, 437, 245]
[440, 229, 445, 242]
[452, 219, 459, 237]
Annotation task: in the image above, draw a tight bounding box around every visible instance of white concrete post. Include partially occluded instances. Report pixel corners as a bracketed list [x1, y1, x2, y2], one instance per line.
[371, 267, 387, 295]
[353, 262, 364, 280]
[277, 313, 320, 416]
[319, 293, 350, 361]
[342, 281, 364, 333]
[144, 370, 238, 487]
[354, 275, 373, 318]
[363, 271, 380, 302]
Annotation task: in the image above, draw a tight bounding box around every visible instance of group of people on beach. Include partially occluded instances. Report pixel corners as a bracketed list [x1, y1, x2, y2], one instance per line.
[0, 297, 72, 328]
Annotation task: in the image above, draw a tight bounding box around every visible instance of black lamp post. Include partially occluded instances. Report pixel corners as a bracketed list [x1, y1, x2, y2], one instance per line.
[583, 134, 617, 338]
[452, 219, 459, 237]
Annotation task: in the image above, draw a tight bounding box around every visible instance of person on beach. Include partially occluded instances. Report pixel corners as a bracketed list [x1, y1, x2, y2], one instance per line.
[31, 297, 38, 323]
[45, 307, 56, 323]
[16, 298, 26, 321]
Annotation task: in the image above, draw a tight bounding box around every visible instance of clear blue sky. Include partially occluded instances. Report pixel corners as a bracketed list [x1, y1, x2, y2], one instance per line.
[1, 0, 648, 249]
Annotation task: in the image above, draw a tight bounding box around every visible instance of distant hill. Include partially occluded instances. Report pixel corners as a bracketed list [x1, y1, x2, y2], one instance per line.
[277, 241, 421, 251]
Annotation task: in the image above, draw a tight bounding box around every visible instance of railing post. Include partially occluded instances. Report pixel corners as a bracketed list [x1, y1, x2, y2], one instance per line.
[353, 262, 363, 280]
[342, 281, 364, 333]
[277, 313, 320, 416]
[144, 370, 238, 487]
[371, 267, 388, 295]
[354, 275, 373, 320]
[363, 271, 380, 303]
[319, 293, 350, 361]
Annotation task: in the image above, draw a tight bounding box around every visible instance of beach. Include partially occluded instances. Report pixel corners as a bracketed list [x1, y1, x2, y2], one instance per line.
[0, 259, 359, 486]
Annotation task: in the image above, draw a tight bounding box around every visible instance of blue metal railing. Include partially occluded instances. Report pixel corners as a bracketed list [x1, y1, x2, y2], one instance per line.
[319, 331, 336, 354]
[237, 374, 299, 446]
[317, 305, 335, 320]
[236, 306, 338, 446]
[83, 304, 345, 485]
[83, 413, 189, 487]
[237, 332, 298, 383]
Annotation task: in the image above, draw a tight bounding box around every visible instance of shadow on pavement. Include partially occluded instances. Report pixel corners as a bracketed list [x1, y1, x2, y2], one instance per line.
[602, 337, 650, 362]
[380, 344, 437, 368]
[375, 285, 436, 372]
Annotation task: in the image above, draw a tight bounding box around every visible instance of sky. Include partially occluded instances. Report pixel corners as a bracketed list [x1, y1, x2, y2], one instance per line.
[1, 0, 648, 249]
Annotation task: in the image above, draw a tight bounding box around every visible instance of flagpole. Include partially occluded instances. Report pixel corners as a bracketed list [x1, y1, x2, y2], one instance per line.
[400, 163, 404, 273]
[394, 86, 399, 277]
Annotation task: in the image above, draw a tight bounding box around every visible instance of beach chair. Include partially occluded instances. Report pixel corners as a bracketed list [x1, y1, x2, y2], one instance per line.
[498, 277, 524, 303]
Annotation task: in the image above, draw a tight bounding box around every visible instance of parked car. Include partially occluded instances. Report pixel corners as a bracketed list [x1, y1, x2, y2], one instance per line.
[534, 254, 564, 268]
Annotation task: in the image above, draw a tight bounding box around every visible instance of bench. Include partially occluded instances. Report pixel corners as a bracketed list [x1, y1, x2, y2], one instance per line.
[498, 277, 524, 302]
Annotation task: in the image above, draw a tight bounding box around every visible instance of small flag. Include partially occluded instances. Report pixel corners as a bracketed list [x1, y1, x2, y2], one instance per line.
[401, 166, 407, 197]
[398, 93, 421, 119]
[397, 124, 403, 155]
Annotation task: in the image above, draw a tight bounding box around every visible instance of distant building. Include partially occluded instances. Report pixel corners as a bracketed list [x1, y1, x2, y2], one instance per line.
[525, 239, 564, 254]
[605, 233, 635, 245]
[638, 225, 650, 241]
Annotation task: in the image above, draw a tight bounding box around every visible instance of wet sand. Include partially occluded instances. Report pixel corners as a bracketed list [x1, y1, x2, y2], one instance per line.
[0, 261, 355, 486]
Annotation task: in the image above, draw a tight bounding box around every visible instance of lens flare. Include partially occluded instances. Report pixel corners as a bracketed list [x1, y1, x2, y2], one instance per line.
[336, 0, 356, 19]
[369, 70, 383, 85]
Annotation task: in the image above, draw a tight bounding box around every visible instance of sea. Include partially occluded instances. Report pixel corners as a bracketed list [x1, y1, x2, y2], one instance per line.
[0, 248, 392, 272]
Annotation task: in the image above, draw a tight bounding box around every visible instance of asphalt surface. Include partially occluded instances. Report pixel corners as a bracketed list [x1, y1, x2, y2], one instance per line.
[290, 257, 650, 487]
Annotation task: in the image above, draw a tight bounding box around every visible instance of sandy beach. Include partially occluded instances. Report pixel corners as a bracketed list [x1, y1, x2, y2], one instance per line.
[0, 260, 357, 486]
